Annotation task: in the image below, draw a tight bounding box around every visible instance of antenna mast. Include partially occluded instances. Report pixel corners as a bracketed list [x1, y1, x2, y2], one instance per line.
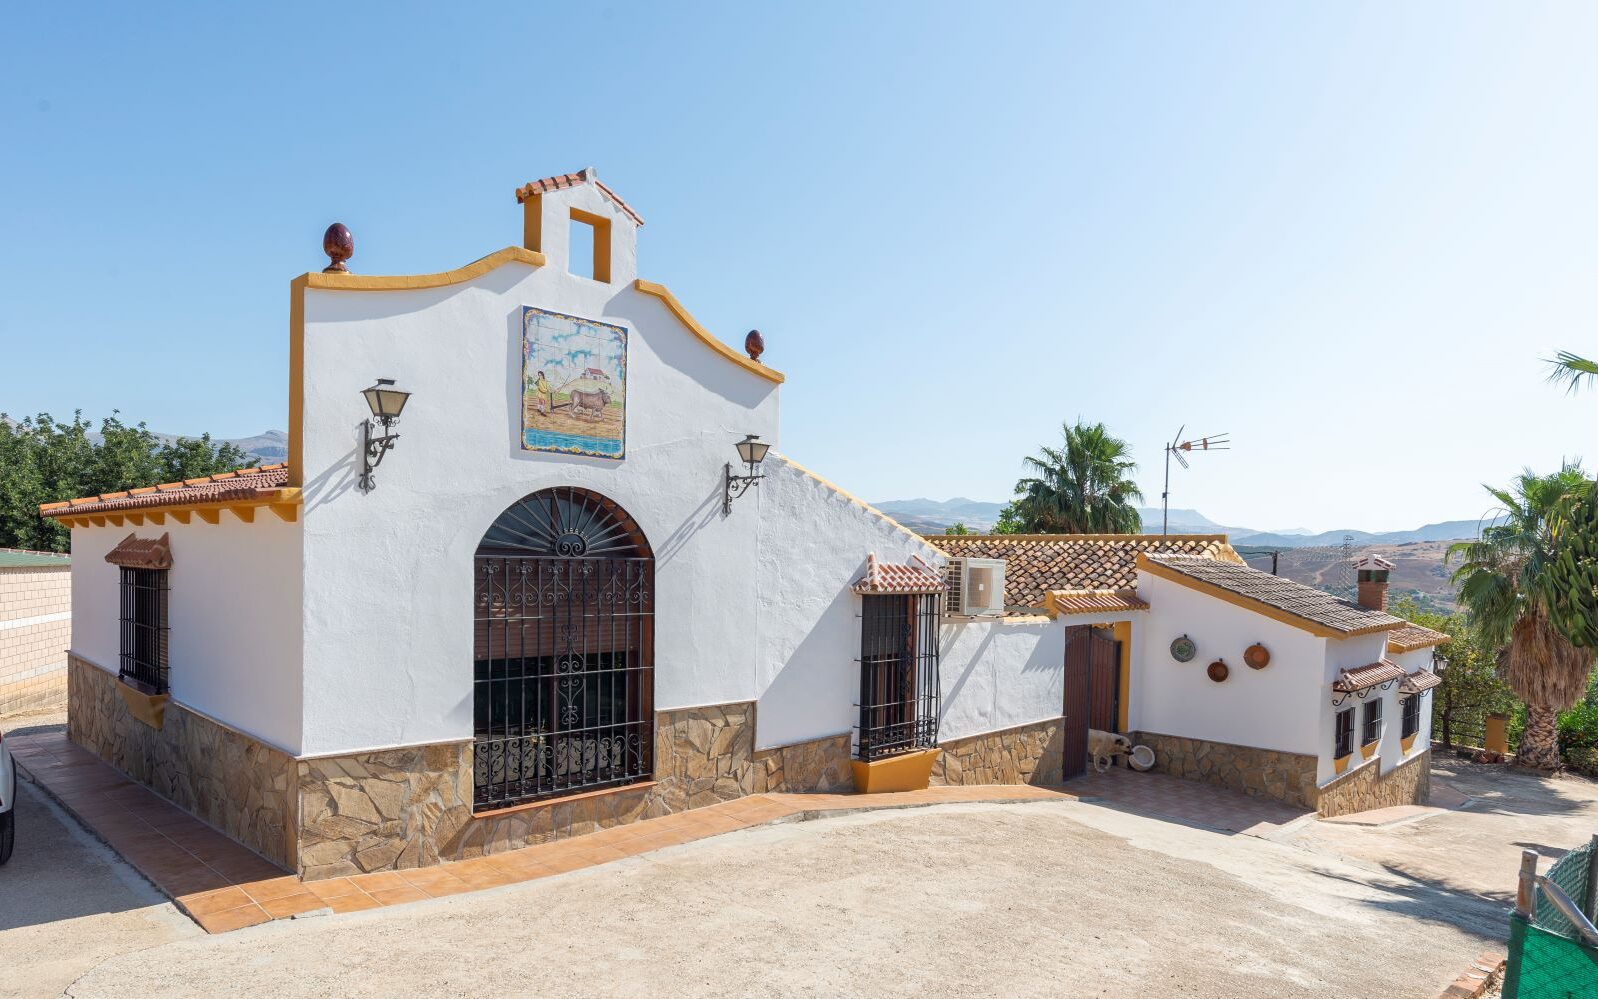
[1162, 427, 1231, 536]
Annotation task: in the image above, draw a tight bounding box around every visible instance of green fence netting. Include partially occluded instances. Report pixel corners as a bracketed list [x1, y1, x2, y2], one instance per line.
[1507, 840, 1598, 999]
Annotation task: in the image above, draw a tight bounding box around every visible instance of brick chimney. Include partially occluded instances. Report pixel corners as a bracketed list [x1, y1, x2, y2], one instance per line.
[1354, 555, 1394, 612]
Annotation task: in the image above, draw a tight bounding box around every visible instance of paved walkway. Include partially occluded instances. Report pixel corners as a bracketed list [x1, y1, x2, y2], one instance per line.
[1063, 766, 1312, 836]
[11, 727, 1073, 935]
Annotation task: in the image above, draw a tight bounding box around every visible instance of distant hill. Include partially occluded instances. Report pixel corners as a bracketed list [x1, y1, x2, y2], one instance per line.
[873, 498, 1006, 531]
[123, 428, 287, 466]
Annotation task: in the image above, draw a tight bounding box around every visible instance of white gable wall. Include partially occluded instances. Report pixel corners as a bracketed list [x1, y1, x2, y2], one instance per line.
[66, 518, 303, 753]
[937, 615, 1066, 742]
[1133, 569, 1325, 757]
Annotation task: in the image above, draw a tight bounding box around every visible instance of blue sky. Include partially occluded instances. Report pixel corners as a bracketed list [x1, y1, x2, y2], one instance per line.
[3, 3, 1596, 531]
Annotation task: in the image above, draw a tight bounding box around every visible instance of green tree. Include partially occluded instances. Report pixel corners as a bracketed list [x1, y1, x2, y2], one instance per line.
[991, 501, 1025, 535]
[943, 521, 971, 536]
[1543, 479, 1598, 648]
[1010, 420, 1143, 534]
[1448, 466, 1596, 770]
[1390, 597, 1515, 749]
[1546, 350, 1598, 394]
[0, 412, 254, 553]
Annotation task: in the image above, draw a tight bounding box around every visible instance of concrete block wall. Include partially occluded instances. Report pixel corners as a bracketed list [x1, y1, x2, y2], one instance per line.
[0, 561, 72, 715]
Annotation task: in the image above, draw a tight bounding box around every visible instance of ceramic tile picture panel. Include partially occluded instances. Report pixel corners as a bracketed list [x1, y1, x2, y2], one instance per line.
[521, 307, 628, 458]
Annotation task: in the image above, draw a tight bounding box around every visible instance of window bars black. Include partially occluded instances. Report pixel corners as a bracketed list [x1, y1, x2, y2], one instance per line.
[1334, 706, 1354, 759]
[1401, 695, 1420, 740]
[118, 567, 169, 695]
[472, 488, 654, 811]
[1362, 697, 1383, 746]
[855, 593, 941, 762]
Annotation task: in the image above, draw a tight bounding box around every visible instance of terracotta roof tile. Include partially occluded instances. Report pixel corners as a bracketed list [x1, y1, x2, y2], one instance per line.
[1044, 588, 1149, 616]
[40, 464, 288, 518]
[514, 168, 645, 227]
[1401, 669, 1442, 694]
[925, 534, 1241, 608]
[1334, 659, 1407, 693]
[1143, 553, 1404, 635]
[851, 554, 945, 595]
[1386, 623, 1450, 653]
[104, 532, 173, 570]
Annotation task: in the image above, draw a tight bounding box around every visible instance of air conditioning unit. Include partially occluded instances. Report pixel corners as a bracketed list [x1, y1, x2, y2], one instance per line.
[945, 558, 1005, 617]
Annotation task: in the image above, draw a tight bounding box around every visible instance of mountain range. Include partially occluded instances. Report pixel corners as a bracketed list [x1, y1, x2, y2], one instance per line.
[870, 497, 1490, 547]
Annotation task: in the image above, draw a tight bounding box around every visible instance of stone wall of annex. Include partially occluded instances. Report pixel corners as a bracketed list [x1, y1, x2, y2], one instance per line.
[68, 654, 298, 868]
[1130, 730, 1320, 810]
[1313, 748, 1431, 818]
[932, 717, 1066, 787]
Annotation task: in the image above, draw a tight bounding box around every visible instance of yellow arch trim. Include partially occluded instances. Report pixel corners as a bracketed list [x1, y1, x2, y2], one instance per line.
[633, 279, 785, 384]
[299, 246, 548, 292]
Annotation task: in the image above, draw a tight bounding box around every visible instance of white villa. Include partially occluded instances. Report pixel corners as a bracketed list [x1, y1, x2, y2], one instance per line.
[42, 170, 1447, 879]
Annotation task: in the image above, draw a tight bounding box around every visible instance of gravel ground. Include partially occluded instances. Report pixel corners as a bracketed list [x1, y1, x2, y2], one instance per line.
[7, 799, 1497, 999]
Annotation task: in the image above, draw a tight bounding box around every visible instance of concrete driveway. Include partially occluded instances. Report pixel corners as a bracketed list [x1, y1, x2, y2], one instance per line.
[2, 793, 1498, 999]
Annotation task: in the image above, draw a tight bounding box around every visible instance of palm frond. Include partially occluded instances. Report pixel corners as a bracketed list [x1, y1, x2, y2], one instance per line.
[1546, 351, 1598, 395]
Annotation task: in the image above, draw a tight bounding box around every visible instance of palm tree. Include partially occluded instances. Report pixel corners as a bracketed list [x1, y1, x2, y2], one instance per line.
[1012, 421, 1143, 534]
[1546, 351, 1598, 394]
[1448, 466, 1595, 770]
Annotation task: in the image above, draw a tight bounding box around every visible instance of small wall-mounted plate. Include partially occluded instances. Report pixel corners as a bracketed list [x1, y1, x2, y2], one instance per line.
[1171, 635, 1197, 662]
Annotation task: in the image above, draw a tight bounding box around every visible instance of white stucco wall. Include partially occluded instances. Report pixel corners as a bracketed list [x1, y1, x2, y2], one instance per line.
[299, 202, 786, 755]
[67, 518, 304, 752]
[751, 457, 941, 750]
[1133, 569, 1326, 758]
[937, 615, 1066, 742]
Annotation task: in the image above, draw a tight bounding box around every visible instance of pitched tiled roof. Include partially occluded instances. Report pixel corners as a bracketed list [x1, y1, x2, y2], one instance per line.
[1044, 588, 1149, 616]
[1334, 659, 1407, 693]
[39, 464, 289, 518]
[514, 168, 645, 227]
[851, 554, 946, 595]
[1141, 553, 1404, 636]
[1401, 669, 1443, 694]
[104, 532, 173, 570]
[1386, 623, 1450, 653]
[925, 534, 1242, 608]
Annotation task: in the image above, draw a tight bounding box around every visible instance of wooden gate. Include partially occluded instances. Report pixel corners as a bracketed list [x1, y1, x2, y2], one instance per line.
[1063, 625, 1123, 780]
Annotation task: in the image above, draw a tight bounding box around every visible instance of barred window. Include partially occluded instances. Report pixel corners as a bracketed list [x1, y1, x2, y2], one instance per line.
[119, 567, 169, 695]
[1401, 695, 1420, 740]
[856, 593, 940, 762]
[1334, 707, 1354, 759]
[1362, 698, 1383, 747]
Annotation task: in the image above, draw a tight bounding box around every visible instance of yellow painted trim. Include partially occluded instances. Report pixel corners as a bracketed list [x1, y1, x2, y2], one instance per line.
[1360, 740, 1379, 761]
[290, 275, 305, 488]
[1333, 753, 1352, 775]
[1113, 620, 1132, 733]
[44, 489, 302, 524]
[634, 279, 786, 384]
[269, 503, 299, 523]
[197, 509, 220, 525]
[850, 748, 941, 793]
[230, 505, 256, 524]
[89, 515, 106, 527]
[522, 192, 543, 253]
[171, 510, 191, 525]
[115, 680, 170, 731]
[107, 515, 124, 528]
[147, 511, 165, 526]
[1136, 553, 1401, 639]
[127, 513, 144, 526]
[1400, 733, 1417, 754]
[569, 207, 612, 283]
[298, 246, 547, 292]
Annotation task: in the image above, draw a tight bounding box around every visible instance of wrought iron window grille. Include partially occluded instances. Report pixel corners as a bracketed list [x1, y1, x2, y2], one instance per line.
[854, 592, 941, 763]
[118, 567, 169, 695]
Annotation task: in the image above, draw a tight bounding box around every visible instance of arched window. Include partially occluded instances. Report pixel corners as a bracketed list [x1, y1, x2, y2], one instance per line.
[473, 487, 654, 810]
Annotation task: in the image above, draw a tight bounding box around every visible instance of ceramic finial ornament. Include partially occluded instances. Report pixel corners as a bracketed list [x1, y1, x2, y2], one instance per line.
[323, 222, 354, 273]
[744, 329, 765, 362]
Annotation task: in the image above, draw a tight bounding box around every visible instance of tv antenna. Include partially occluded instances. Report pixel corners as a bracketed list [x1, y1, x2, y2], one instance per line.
[1161, 425, 1231, 535]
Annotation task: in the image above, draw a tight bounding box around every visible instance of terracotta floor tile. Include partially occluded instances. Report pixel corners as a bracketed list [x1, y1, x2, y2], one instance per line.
[242, 875, 306, 903]
[450, 866, 514, 889]
[348, 871, 411, 893]
[302, 877, 358, 901]
[325, 892, 383, 913]
[196, 902, 272, 934]
[409, 873, 478, 897]
[367, 885, 430, 906]
[179, 885, 254, 916]
[258, 891, 328, 919]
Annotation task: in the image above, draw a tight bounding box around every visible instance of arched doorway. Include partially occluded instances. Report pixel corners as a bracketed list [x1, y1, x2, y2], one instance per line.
[472, 487, 654, 810]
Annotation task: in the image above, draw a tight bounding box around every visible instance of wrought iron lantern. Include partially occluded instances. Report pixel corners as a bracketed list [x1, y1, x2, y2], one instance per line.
[723, 434, 771, 513]
[358, 378, 411, 493]
[1432, 647, 1450, 673]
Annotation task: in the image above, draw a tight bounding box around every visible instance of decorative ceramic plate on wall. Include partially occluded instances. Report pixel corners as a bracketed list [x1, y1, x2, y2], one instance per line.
[1171, 635, 1197, 662]
[1207, 660, 1230, 683]
[1245, 644, 1271, 670]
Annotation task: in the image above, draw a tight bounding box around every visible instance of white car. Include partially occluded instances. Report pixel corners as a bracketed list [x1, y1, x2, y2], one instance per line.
[0, 727, 13, 865]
